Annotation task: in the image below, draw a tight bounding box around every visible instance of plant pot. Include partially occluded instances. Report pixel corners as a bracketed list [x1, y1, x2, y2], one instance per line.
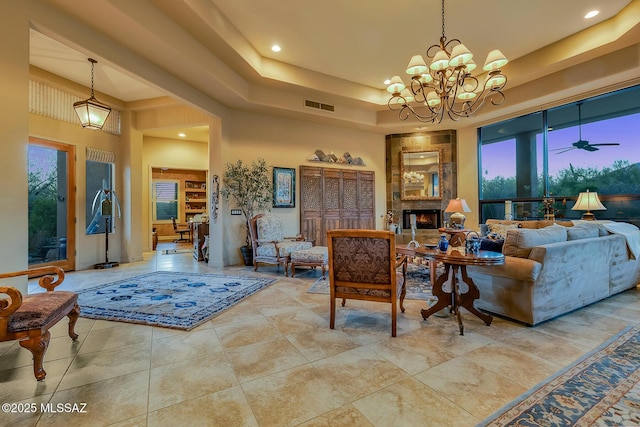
[240, 245, 253, 266]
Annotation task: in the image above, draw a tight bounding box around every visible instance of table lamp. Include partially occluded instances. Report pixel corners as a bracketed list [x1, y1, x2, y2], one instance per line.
[572, 189, 606, 220]
[445, 198, 471, 229]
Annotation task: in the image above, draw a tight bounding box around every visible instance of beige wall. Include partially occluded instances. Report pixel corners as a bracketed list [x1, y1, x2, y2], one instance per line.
[0, 5, 29, 292]
[220, 110, 386, 266]
[456, 126, 481, 230]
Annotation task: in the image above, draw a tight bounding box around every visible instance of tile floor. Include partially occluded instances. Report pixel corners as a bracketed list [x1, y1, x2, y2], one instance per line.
[2, 242, 639, 426]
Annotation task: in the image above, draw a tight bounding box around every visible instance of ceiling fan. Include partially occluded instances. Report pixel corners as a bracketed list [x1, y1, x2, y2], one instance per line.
[551, 102, 620, 154]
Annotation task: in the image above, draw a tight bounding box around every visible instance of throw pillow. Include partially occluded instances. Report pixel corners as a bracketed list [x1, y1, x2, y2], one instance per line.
[488, 223, 520, 239]
[480, 238, 504, 253]
[567, 224, 600, 241]
[502, 224, 568, 258]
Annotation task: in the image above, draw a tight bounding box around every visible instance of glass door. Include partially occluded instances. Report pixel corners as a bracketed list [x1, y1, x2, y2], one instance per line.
[28, 138, 76, 271]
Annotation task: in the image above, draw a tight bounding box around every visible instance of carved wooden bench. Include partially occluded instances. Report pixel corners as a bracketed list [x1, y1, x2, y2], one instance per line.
[0, 266, 80, 381]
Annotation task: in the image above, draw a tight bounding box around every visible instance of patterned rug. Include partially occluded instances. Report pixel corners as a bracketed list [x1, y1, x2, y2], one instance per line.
[306, 263, 440, 300]
[478, 325, 640, 426]
[76, 271, 276, 330]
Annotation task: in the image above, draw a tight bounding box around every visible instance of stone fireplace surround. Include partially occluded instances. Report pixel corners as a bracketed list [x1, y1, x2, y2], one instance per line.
[386, 130, 457, 244]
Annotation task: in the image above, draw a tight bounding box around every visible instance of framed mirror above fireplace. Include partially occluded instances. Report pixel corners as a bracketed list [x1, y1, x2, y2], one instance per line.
[400, 149, 442, 200]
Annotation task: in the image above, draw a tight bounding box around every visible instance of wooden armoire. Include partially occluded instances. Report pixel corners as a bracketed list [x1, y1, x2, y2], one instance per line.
[299, 165, 375, 246]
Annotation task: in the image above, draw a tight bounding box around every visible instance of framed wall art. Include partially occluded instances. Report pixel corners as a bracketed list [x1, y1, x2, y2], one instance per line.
[273, 167, 295, 208]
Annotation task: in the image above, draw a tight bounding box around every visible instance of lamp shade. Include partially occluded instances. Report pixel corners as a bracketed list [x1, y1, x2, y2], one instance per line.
[445, 198, 471, 229]
[449, 43, 473, 67]
[445, 198, 471, 213]
[426, 91, 441, 106]
[386, 75, 406, 94]
[430, 49, 450, 71]
[406, 55, 428, 75]
[572, 189, 606, 220]
[483, 49, 508, 71]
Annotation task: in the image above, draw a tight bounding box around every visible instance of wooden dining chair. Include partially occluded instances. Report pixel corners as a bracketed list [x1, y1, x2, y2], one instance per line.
[326, 229, 407, 337]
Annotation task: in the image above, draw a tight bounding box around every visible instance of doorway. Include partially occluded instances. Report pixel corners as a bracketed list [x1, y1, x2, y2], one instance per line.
[28, 138, 76, 271]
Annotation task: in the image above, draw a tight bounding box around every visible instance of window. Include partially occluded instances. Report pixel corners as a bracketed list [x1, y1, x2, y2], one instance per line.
[86, 149, 116, 235]
[153, 180, 179, 221]
[479, 85, 640, 226]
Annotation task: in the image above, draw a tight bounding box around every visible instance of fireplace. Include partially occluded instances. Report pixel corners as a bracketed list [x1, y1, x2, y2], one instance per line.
[403, 209, 441, 229]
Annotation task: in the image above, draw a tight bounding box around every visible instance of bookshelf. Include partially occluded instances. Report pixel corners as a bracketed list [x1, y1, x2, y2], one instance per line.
[185, 180, 206, 222]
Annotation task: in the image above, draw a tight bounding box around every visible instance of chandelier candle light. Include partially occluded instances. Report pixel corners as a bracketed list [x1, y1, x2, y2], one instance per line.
[387, 0, 508, 123]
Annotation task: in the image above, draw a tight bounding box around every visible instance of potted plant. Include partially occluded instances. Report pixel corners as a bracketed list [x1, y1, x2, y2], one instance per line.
[221, 158, 272, 265]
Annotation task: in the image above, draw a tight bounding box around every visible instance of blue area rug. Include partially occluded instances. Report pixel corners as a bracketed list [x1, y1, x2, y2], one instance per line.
[478, 325, 640, 426]
[76, 271, 276, 330]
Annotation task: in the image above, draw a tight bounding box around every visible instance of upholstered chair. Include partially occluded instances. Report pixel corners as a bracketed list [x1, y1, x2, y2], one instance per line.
[249, 213, 312, 275]
[326, 229, 407, 337]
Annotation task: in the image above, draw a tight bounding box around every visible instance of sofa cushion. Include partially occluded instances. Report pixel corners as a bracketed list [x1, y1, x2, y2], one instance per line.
[488, 223, 520, 239]
[536, 220, 574, 229]
[502, 224, 568, 258]
[256, 240, 312, 257]
[469, 256, 541, 282]
[567, 224, 600, 241]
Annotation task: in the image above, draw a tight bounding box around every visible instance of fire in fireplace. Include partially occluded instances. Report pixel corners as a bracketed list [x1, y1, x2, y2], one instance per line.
[402, 209, 441, 229]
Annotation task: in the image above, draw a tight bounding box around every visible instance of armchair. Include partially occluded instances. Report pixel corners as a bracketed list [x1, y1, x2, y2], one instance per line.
[0, 266, 79, 380]
[249, 213, 312, 275]
[172, 217, 190, 243]
[327, 229, 407, 337]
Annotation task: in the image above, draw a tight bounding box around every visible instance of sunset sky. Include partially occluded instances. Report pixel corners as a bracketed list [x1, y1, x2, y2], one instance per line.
[482, 112, 639, 180]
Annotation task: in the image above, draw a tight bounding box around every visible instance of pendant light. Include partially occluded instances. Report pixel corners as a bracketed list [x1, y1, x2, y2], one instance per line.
[73, 58, 111, 130]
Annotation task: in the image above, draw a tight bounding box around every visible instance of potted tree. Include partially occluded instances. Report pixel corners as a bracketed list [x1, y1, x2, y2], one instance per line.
[221, 158, 272, 266]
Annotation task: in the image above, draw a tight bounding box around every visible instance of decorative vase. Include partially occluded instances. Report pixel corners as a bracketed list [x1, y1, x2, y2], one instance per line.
[438, 234, 449, 252]
[240, 245, 253, 266]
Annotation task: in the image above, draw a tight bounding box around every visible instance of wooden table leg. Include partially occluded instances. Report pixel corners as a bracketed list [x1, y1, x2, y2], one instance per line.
[458, 266, 493, 327]
[421, 264, 452, 320]
[429, 258, 437, 288]
[450, 265, 465, 335]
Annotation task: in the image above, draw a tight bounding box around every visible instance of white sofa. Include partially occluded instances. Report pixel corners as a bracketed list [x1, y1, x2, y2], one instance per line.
[467, 221, 640, 325]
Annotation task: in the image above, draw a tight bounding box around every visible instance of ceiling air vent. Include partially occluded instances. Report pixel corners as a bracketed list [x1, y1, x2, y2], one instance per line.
[304, 99, 334, 113]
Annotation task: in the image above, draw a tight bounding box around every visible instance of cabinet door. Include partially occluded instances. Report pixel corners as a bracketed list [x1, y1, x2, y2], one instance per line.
[300, 165, 375, 247]
[300, 166, 324, 246]
[340, 170, 359, 229]
[323, 168, 342, 241]
[358, 171, 376, 229]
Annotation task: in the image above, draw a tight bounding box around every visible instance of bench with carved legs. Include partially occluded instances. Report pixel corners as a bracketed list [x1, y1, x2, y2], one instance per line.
[0, 266, 79, 381]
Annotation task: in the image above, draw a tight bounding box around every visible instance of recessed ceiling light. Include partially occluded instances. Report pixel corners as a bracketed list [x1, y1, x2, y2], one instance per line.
[585, 10, 599, 19]
[178, 133, 186, 137]
[271, 44, 281, 52]
[384, 79, 391, 85]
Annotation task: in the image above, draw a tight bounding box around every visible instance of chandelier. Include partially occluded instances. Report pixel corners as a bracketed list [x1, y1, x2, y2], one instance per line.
[387, 0, 508, 123]
[73, 58, 112, 130]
